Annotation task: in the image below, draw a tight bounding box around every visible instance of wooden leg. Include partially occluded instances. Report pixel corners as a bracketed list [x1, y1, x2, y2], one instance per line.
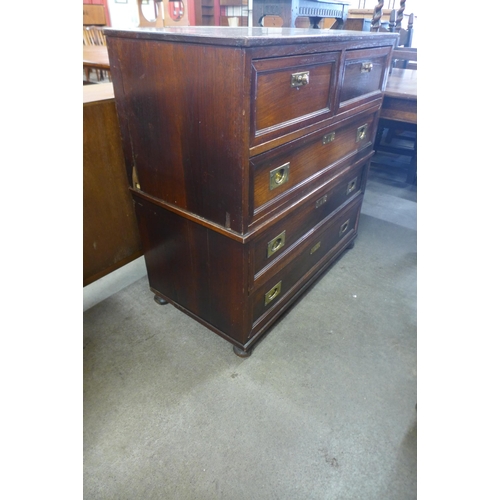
[233, 345, 252, 358]
[154, 294, 168, 305]
[406, 137, 417, 184]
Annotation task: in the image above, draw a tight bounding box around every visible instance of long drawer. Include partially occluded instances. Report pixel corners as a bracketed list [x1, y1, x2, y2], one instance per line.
[250, 158, 368, 284]
[250, 108, 377, 221]
[250, 195, 363, 328]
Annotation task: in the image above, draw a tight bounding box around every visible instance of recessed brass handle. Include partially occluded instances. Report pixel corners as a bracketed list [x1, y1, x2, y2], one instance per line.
[310, 241, 321, 255]
[339, 219, 350, 236]
[346, 179, 357, 195]
[356, 124, 368, 142]
[322, 132, 335, 145]
[269, 162, 290, 190]
[267, 230, 286, 258]
[264, 281, 282, 306]
[361, 62, 373, 73]
[316, 195, 327, 208]
[291, 71, 309, 87]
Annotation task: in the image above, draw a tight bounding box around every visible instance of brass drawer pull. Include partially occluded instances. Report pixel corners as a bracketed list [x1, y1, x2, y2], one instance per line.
[264, 281, 282, 306]
[361, 62, 373, 73]
[269, 162, 290, 190]
[310, 241, 321, 255]
[356, 124, 368, 142]
[316, 194, 327, 208]
[322, 132, 335, 144]
[267, 230, 286, 258]
[339, 219, 350, 236]
[346, 179, 357, 195]
[291, 71, 309, 87]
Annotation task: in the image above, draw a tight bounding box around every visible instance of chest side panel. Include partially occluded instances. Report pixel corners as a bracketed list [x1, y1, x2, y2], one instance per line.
[108, 37, 250, 232]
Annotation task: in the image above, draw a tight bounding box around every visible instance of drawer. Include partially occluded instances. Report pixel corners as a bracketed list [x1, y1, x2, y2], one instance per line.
[251, 160, 367, 282]
[338, 46, 392, 113]
[250, 51, 340, 147]
[250, 109, 377, 220]
[251, 196, 362, 327]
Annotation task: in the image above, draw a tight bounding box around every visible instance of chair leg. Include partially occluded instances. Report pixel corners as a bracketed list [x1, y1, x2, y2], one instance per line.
[406, 137, 417, 184]
[374, 126, 384, 152]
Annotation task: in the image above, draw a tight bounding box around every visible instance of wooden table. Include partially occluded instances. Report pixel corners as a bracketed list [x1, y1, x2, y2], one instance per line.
[378, 68, 417, 183]
[83, 45, 110, 82]
[83, 83, 143, 285]
[381, 68, 417, 124]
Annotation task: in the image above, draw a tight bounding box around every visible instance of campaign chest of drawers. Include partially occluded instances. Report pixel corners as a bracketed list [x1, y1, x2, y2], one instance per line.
[105, 27, 398, 356]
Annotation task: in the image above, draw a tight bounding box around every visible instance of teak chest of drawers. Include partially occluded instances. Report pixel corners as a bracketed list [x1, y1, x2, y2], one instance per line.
[106, 27, 398, 357]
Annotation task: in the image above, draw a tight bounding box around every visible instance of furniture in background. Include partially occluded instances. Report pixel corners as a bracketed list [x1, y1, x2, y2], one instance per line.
[374, 61, 417, 184]
[252, 0, 350, 28]
[219, 0, 247, 27]
[345, 0, 413, 47]
[83, 83, 143, 286]
[391, 46, 416, 70]
[83, 45, 111, 83]
[259, 14, 284, 27]
[83, 4, 106, 26]
[195, 0, 216, 25]
[83, 26, 106, 46]
[370, 0, 413, 47]
[106, 26, 398, 356]
[343, 17, 372, 31]
[83, 26, 110, 82]
[136, 0, 190, 27]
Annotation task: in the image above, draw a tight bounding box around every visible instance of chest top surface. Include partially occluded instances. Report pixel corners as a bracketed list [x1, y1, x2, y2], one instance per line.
[104, 26, 398, 47]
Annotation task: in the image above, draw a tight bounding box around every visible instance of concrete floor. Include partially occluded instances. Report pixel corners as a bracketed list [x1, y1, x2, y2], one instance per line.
[83, 152, 417, 499]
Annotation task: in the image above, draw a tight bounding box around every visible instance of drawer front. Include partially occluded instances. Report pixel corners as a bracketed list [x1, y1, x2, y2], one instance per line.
[251, 52, 340, 147]
[251, 196, 362, 326]
[251, 109, 376, 218]
[251, 160, 367, 282]
[338, 46, 391, 113]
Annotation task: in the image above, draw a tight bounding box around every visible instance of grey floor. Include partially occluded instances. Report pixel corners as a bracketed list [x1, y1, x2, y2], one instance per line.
[83, 151, 417, 499]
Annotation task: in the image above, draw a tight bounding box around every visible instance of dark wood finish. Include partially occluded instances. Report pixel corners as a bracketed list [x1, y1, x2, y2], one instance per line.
[83, 83, 143, 287]
[343, 18, 371, 31]
[370, 1, 413, 47]
[106, 27, 397, 355]
[370, 0, 385, 31]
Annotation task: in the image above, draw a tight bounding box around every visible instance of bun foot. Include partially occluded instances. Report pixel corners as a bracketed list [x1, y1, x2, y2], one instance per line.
[347, 240, 355, 250]
[154, 294, 168, 305]
[233, 345, 252, 358]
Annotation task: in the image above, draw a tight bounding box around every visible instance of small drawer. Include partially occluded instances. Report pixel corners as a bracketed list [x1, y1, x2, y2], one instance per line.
[251, 51, 340, 147]
[251, 160, 367, 281]
[250, 110, 376, 219]
[251, 196, 362, 326]
[338, 46, 391, 113]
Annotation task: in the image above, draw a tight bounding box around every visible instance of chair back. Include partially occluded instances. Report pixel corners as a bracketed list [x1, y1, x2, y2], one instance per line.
[391, 47, 417, 70]
[83, 26, 106, 46]
[370, 0, 414, 47]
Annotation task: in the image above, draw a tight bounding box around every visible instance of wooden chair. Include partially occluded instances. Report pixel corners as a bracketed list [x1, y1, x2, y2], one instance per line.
[371, 1, 413, 48]
[83, 26, 110, 82]
[374, 47, 417, 184]
[391, 47, 417, 71]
